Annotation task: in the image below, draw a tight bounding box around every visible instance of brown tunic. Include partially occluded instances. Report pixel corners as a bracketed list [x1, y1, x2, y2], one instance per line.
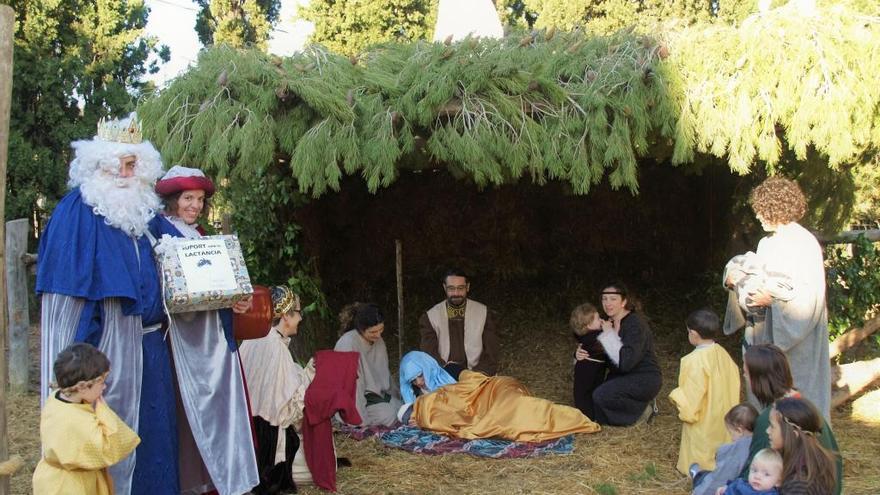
[418, 306, 500, 375]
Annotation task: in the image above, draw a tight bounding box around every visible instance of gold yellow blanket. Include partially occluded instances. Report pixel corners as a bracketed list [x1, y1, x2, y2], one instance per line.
[413, 371, 600, 442]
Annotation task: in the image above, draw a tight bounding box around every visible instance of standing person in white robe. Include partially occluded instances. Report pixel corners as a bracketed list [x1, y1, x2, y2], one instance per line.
[149, 165, 258, 494]
[35, 114, 165, 495]
[725, 176, 831, 422]
[239, 286, 316, 494]
[334, 303, 403, 426]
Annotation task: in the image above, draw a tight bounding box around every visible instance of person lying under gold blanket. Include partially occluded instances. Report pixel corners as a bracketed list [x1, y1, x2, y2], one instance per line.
[397, 351, 600, 442]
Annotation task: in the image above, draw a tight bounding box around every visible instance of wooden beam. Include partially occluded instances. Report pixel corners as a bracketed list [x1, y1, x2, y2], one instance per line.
[831, 358, 880, 408]
[818, 229, 880, 244]
[0, 5, 15, 493]
[5, 220, 28, 393]
[396, 239, 404, 362]
[829, 315, 880, 360]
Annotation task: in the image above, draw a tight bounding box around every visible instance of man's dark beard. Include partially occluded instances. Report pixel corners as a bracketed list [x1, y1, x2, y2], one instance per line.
[447, 296, 466, 307]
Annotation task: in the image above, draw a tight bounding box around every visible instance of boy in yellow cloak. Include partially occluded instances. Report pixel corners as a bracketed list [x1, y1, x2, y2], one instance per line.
[32, 343, 140, 495]
[669, 309, 741, 475]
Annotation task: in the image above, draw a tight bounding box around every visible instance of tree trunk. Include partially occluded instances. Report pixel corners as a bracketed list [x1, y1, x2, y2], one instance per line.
[831, 358, 880, 408]
[828, 315, 880, 359]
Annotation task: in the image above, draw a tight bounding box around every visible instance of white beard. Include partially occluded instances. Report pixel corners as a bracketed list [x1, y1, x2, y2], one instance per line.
[79, 174, 161, 237]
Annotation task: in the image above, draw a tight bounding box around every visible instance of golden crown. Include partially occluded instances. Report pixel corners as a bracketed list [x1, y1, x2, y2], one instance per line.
[97, 114, 143, 144]
[273, 286, 298, 318]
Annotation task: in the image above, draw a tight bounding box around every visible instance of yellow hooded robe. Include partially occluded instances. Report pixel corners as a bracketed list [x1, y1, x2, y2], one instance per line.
[668, 343, 741, 474]
[32, 394, 140, 495]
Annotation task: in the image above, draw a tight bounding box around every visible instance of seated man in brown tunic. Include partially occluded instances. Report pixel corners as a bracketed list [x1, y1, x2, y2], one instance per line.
[418, 269, 500, 378]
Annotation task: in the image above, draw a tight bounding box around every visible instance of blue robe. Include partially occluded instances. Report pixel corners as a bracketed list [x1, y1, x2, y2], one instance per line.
[36, 188, 167, 495]
[36, 188, 163, 340]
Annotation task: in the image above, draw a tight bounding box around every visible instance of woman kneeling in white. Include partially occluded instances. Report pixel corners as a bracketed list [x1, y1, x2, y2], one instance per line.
[239, 286, 316, 494]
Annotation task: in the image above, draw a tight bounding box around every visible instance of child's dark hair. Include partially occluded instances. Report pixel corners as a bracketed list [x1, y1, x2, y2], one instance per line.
[54, 343, 110, 389]
[686, 308, 721, 339]
[744, 344, 793, 407]
[724, 403, 759, 432]
[338, 302, 384, 335]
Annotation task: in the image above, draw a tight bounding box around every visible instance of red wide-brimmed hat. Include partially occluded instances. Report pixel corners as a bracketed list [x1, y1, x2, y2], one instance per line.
[155, 165, 215, 197]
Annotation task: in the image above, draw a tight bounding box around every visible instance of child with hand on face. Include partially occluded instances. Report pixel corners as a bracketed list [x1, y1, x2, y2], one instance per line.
[692, 403, 759, 495]
[569, 303, 608, 419]
[32, 343, 140, 495]
[716, 449, 782, 495]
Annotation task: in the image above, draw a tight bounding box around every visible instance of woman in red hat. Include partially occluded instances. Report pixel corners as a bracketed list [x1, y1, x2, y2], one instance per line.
[142, 165, 259, 495]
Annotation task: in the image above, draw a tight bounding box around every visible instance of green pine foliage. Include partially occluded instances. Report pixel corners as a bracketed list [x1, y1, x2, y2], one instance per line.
[139, 4, 879, 313]
[141, 3, 880, 197]
[5, 0, 167, 222]
[297, 0, 435, 56]
[195, 0, 280, 49]
[667, 3, 880, 172]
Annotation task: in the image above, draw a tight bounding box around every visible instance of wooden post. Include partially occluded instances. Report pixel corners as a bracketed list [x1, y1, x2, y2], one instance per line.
[5, 220, 28, 394]
[0, 5, 16, 493]
[221, 213, 232, 235]
[395, 240, 404, 360]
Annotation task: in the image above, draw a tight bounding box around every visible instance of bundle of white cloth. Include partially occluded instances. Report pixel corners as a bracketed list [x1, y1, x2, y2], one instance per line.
[724, 251, 795, 315]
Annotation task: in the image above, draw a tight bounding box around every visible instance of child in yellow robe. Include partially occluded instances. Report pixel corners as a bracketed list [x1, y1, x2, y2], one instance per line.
[32, 343, 140, 495]
[668, 309, 741, 475]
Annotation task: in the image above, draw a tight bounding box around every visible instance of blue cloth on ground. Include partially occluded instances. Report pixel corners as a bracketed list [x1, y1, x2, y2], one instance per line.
[380, 426, 575, 458]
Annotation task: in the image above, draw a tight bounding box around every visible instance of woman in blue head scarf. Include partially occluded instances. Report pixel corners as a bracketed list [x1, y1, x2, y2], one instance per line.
[397, 351, 601, 441]
[399, 351, 456, 404]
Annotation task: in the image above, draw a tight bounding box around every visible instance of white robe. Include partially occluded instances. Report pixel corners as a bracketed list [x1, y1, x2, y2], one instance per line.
[756, 222, 831, 421]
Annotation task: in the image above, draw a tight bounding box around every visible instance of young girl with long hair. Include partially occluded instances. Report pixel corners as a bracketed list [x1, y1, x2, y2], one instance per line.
[768, 397, 837, 495]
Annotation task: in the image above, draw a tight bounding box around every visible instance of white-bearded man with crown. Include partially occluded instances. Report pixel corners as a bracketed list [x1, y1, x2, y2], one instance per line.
[35, 114, 180, 495]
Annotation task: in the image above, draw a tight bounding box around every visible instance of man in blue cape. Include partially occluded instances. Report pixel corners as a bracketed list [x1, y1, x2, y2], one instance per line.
[36, 114, 167, 495]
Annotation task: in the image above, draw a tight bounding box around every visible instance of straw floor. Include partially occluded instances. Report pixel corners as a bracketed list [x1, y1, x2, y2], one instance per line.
[7, 317, 880, 495]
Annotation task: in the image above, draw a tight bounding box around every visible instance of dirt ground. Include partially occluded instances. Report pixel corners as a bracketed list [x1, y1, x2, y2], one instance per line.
[7, 315, 880, 495]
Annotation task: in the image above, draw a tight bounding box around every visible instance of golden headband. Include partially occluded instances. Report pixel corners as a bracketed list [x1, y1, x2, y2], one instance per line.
[273, 286, 297, 318]
[777, 409, 817, 437]
[51, 371, 110, 397]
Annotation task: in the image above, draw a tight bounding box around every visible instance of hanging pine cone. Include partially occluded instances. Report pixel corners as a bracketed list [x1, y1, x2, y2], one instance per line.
[658, 44, 670, 59]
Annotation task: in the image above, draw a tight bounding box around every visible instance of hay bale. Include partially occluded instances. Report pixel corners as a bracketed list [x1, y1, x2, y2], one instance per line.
[851, 388, 880, 424]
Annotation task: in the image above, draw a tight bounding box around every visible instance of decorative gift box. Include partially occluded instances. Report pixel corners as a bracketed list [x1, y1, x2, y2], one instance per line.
[156, 234, 254, 314]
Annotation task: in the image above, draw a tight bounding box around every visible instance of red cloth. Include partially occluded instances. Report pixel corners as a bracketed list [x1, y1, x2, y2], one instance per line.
[302, 350, 362, 492]
[155, 175, 216, 197]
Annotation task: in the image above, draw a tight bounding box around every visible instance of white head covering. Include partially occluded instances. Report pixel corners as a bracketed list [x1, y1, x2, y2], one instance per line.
[161, 165, 207, 180]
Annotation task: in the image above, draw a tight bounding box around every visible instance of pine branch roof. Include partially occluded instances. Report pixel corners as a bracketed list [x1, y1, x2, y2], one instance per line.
[139, 4, 880, 197]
